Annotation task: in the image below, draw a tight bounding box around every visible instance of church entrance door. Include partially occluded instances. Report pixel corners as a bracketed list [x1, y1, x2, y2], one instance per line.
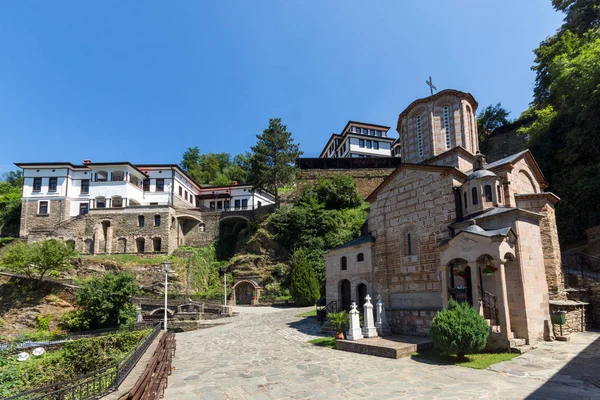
[340, 279, 351, 311]
[449, 264, 473, 307]
[356, 283, 367, 307]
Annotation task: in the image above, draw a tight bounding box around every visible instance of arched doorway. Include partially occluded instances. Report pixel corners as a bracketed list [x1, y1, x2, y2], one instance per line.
[356, 283, 367, 307]
[448, 258, 473, 306]
[176, 215, 202, 246]
[340, 279, 351, 310]
[232, 279, 261, 305]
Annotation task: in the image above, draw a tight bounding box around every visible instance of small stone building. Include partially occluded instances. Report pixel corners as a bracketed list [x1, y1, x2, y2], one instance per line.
[325, 89, 565, 350]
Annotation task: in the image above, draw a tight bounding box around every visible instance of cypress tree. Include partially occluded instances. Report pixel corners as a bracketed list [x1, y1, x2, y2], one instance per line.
[289, 248, 320, 306]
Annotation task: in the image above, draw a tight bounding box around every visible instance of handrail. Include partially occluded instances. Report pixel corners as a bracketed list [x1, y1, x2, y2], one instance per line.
[479, 286, 499, 327]
[5, 323, 162, 400]
[0, 326, 121, 352]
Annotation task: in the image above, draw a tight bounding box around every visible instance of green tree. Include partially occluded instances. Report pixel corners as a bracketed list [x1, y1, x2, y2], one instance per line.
[74, 272, 139, 330]
[0, 171, 23, 236]
[429, 299, 489, 360]
[289, 248, 321, 306]
[477, 103, 511, 137]
[249, 118, 302, 201]
[1, 239, 76, 287]
[180, 147, 248, 185]
[518, 1, 600, 241]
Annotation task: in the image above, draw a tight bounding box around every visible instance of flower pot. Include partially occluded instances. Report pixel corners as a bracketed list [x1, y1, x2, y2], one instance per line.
[335, 331, 345, 340]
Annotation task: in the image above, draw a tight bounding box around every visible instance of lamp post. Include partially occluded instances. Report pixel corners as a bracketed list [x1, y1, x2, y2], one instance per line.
[221, 266, 228, 306]
[162, 260, 172, 332]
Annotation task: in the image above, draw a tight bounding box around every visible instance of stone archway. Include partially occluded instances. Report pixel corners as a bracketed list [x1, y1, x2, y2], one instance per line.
[340, 279, 351, 310]
[232, 279, 262, 305]
[176, 215, 202, 246]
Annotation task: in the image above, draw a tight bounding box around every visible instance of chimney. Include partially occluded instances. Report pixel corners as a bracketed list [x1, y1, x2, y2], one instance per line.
[83, 159, 92, 165]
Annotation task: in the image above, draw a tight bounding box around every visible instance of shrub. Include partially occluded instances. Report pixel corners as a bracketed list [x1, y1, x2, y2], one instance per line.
[327, 311, 348, 334]
[430, 299, 489, 360]
[289, 248, 320, 306]
[37, 314, 52, 332]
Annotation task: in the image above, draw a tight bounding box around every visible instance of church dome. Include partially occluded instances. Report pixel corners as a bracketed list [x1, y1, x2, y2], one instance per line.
[466, 169, 497, 181]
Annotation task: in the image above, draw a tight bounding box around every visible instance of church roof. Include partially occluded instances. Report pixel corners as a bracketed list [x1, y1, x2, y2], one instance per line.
[366, 163, 467, 203]
[439, 225, 514, 247]
[466, 169, 497, 181]
[396, 89, 478, 133]
[484, 149, 530, 170]
[324, 234, 374, 254]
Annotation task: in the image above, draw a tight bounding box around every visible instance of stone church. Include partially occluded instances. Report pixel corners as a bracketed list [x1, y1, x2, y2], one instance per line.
[325, 89, 563, 349]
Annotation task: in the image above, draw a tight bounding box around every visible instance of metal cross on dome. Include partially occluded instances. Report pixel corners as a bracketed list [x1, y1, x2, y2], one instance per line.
[426, 76, 437, 96]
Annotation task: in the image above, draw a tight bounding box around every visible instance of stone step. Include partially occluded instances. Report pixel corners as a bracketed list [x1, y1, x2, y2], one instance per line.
[510, 338, 526, 347]
[510, 343, 536, 354]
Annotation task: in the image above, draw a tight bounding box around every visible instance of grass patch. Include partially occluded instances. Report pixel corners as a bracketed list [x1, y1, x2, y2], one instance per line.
[295, 310, 317, 318]
[411, 348, 518, 369]
[308, 337, 336, 349]
[81, 254, 170, 267]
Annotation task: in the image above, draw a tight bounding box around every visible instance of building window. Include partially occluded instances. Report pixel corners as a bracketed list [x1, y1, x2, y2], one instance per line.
[153, 238, 161, 252]
[79, 203, 89, 215]
[154, 215, 161, 226]
[341, 256, 347, 270]
[377, 130, 382, 137]
[225, 200, 230, 210]
[112, 196, 123, 208]
[443, 106, 451, 149]
[357, 253, 364, 262]
[81, 179, 90, 194]
[143, 179, 150, 191]
[138, 215, 145, 227]
[96, 197, 106, 208]
[373, 141, 379, 150]
[416, 115, 423, 157]
[48, 177, 58, 192]
[369, 129, 375, 135]
[497, 186, 502, 203]
[359, 139, 365, 148]
[472, 187, 478, 205]
[185, 191, 188, 200]
[257, 201, 262, 208]
[242, 199, 248, 209]
[366, 140, 372, 149]
[464, 192, 468, 209]
[407, 233, 413, 255]
[234, 199, 241, 210]
[33, 177, 42, 192]
[96, 171, 108, 182]
[156, 179, 164, 192]
[38, 201, 48, 215]
[484, 185, 493, 202]
[179, 186, 183, 196]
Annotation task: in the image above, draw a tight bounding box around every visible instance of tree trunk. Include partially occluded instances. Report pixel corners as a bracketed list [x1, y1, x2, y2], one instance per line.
[457, 352, 467, 361]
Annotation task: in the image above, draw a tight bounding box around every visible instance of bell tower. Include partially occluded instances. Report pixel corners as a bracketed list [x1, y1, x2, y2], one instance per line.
[396, 89, 479, 164]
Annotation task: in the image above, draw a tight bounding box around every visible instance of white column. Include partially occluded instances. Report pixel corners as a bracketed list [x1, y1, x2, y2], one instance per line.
[376, 294, 391, 336]
[347, 302, 363, 341]
[469, 265, 480, 313]
[495, 260, 512, 344]
[362, 294, 378, 338]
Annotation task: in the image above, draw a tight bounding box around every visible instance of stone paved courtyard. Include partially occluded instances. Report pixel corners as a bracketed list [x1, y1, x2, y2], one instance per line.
[164, 306, 600, 399]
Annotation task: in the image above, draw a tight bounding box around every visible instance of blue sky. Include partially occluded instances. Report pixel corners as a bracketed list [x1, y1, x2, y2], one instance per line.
[0, 1, 563, 174]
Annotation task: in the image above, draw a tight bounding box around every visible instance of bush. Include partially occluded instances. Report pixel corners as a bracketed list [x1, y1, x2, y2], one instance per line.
[37, 314, 52, 331]
[430, 299, 489, 360]
[289, 248, 320, 306]
[327, 311, 348, 334]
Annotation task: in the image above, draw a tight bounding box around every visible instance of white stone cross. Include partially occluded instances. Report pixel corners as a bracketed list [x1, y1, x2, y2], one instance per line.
[362, 294, 378, 338]
[347, 302, 364, 341]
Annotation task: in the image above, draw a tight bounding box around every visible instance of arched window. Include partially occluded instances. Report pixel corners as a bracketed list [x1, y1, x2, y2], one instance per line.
[138, 215, 145, 227]
[341, 256, 347, 270]
[443, 106, 451, 149]
[472, 187, 478, 205]
[463, 191, 468, 209]
[466, 105, 475, 152]
[416, 115, 423, 157]
[497, 186, 502, 203]
[407, 233, 413, 255]
[357, 253, 364, 262]
[484, 185, 493, 202]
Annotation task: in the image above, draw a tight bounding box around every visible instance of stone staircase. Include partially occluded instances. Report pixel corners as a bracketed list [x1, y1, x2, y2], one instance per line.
[486, 320, 532, 353]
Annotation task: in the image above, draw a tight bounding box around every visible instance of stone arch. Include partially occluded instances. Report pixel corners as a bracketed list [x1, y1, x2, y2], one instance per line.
[220, 215, 249, 236]
[117, 237, 127, 253]
[517, 170, 537, 194]
[408, 103, 429, 119]
[339, 279, 351, 310]
[232, 279, 261, 305]
[176, 215, 202, 246]
[149, 308, 175, 316]
[356, 282, 368, 307]
[136, 237, 145, 253]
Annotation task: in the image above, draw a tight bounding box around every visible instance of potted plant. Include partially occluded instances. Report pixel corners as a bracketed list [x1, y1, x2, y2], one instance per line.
[482, 264, 498, 275]
[454, 267, 468, 279]
[327, 311, 349, 340]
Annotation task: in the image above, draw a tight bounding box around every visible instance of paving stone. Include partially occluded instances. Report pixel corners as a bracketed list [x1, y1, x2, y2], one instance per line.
[163, 306, 600, 399]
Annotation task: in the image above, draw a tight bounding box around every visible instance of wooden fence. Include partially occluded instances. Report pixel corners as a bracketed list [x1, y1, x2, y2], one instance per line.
[127, 332, 176, 400]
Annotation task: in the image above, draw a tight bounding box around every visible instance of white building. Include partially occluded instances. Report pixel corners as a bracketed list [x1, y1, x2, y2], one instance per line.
[319, 121, 396, 158]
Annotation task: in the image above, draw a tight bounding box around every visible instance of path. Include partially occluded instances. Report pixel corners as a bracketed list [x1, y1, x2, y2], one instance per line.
[165, 307, 600, 399]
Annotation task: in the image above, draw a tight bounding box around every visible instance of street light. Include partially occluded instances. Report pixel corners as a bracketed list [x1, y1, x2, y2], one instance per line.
[221, 266, 228, 306]
[161, 260, 172, 331]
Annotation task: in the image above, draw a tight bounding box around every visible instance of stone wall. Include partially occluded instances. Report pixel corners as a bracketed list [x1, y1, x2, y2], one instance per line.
[298, 168, 396, 199]
[387, 309, 435, 336]
[484, 126, 529, 163]
[549, 303, 589, 336]
[369, 167, 458, 311]
[20, 198, 71, 237]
